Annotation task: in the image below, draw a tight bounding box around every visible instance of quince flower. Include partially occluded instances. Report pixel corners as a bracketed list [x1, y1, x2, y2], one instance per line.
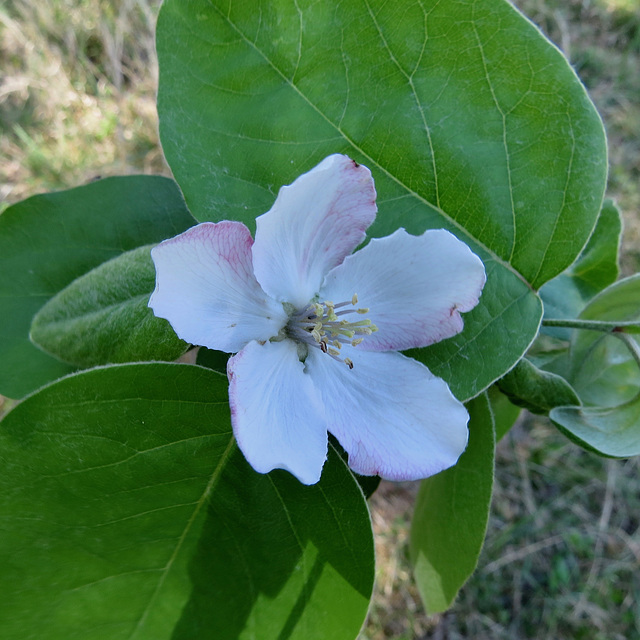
[149, 155, 486, 485]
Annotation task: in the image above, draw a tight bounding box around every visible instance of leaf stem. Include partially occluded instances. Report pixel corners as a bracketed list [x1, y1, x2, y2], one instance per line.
[614, 332, 640, 371]
[542, 318, 640, 333]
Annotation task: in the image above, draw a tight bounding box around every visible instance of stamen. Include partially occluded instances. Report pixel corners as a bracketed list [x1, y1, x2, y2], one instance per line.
[285, 293, 377, 368]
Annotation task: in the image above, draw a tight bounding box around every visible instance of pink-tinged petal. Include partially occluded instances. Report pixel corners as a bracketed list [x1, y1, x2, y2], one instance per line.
[149, 222, 287, 353]
[305, 348, 468, 481]
[252, 154, 377, 308]
[320, 228, 486, 351]
[228, 339, 328, 485]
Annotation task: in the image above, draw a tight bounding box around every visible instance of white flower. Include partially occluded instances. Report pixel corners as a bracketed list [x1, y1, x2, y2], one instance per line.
[149, 155, 486, 485]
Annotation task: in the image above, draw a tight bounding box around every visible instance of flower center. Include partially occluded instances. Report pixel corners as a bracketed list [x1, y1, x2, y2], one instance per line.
[285, 294, 377, 368]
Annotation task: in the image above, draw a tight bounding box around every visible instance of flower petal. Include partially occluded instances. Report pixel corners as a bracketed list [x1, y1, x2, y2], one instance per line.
[149, 222, 287, 353]
[305, 348, 469, 481]
[252, 154, 377, 308]
[320, 228, 486, 351]
[228, 339, 328, 485]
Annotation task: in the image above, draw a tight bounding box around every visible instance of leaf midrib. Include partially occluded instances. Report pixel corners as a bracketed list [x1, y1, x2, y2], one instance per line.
[34, 292, 152, 329]
[205, 0, 533, 289]
[128, 436, 237, 639]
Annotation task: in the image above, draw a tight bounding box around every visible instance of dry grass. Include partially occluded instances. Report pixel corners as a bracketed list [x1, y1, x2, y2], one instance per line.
[0, 0, 165, 208]
[360, 421, 640, 639]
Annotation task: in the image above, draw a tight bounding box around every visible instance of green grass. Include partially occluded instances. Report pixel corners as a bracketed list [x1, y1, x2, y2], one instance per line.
[2, 1, 640, 638]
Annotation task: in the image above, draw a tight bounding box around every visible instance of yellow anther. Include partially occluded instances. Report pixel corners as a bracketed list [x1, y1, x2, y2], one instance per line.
[289, 296, 375, 365]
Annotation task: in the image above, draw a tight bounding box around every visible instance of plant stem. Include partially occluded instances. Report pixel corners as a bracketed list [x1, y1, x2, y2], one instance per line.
[542, 318, 640, 333]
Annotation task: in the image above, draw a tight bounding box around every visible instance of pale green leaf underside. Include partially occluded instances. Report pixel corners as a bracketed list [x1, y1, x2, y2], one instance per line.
[570, 275, 640, 407]
[551, 396, 640, 458]
[546, 276, 640, 455]
[0, 363, 373, 640]
[157, 0, 606, 399]
[497, 357, 580, 415]
[30, 246, 188, 368]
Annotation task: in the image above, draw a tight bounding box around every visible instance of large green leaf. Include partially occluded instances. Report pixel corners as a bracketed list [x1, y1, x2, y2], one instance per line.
[0, 176, 196, 398]
[409, 393, 495, 613]
[156, 0, 606, 399]
[0, 363, 374, 640]
[30, 246, 188, 368]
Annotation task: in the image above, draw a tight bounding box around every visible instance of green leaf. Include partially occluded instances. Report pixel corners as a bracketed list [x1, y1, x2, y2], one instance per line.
[327, 435, 381, 499]
[497, 357, 581, 415]
[0, 363, 374, 640]
[487, 385, 522, 442]
[568, 199, 621, 298]
[196, 346, 230, 374]
[0, 176, 196, 398]
[540, 199, 622, 339]
[411, 258, 543, 401]
[570, 275, 640, 407]
[409, 392, 495, 614]
[550, 394, 640, 458]
[173, 443, 374, 640]
[30, 246, 188, 368]
[156, 0, 606, 399]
